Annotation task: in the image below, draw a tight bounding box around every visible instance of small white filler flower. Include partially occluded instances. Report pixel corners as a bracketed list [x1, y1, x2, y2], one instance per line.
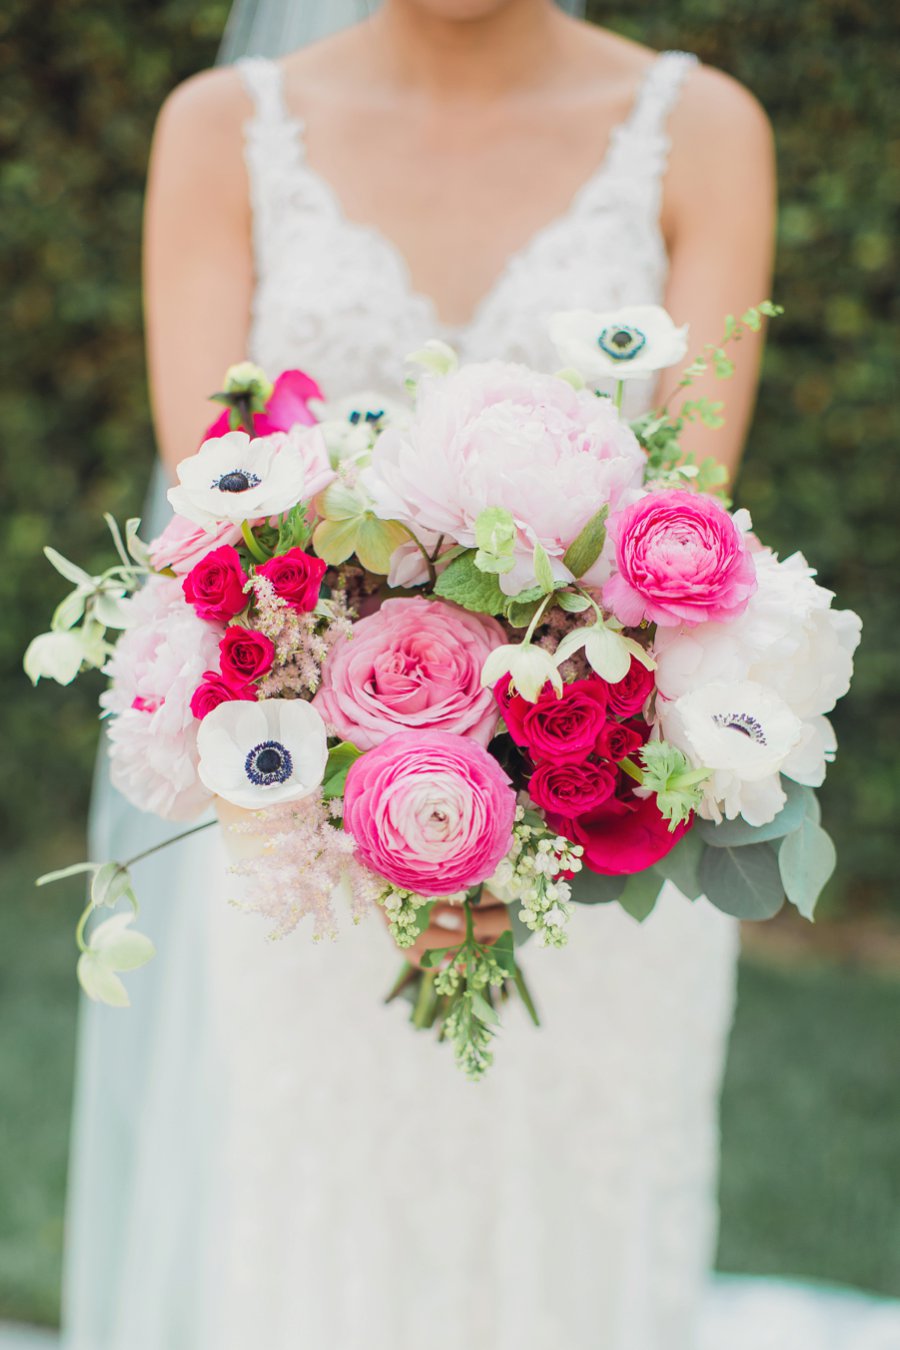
[549, 305, 689, 382]
[167, 427, 327, 527]
[197, 698, 329, 810]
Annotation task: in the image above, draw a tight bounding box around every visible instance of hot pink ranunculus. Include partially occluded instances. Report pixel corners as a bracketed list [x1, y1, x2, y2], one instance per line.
[182, 546, 249, 623]
[603, 490, 757, 629]
[314, 597, 505, 751]
[202, 369, 323, 441]
[149, 514, 244, 576]
[342, 730, 517, 895]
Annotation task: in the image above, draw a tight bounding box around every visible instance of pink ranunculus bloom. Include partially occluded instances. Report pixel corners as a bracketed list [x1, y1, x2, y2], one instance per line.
[603, 490, 757, 629]
[182, 545, 249, 624]
[189, 670, 257, 721]
[202, 369, 323, 441]
[342, 730, 517, 896]
[366, 360, 646, 595]
[100, 576, 223, 820]
[149, 514, 244, 576]
[314, 597, 505, 751]
[219, 625, 275, 689]
[549, 780, 689, 877]
[256, 547, 327, 613]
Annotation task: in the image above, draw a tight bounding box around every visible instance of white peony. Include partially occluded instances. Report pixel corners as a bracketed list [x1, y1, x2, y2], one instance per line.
[167, 426, 335, 527]
[549, 305, 689, 382]
[365, 359, 645, 596]
[659, 681, 805, 826]
[101, 577, 222, 821]
[653, 549, 861, 796]
[197, 698, 329, 810]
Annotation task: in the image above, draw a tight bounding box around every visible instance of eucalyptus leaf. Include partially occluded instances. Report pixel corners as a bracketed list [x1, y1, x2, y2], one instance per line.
[617, 869, 663, 923]
[561, 505, 609, 579]
[654, 829, 704, 900]
[695, 778, 814, 849]
[566, 869, 627, 906]
[699, 842, 784, 920]
[778, 818, 836, 920]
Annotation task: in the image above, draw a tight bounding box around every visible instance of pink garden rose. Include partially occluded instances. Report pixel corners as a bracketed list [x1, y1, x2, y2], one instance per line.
[342, 730, 517, 895]
[256, 547, 327, 612]
[219, 625, 275, 689]
[314, 597, 505, 751]
[149, 514, 243, 576]
[182, 545, 248, 623]
[603, 490, 757, 629]
[202, 368, 322, 441]
[365, 360, 645, 594]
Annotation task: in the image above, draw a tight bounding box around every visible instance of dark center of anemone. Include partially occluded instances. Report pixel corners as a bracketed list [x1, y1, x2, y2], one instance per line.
[597, 324, 647, 362]
[244, 739, 293, 787]
[214, 468, 261, 493]
[712, 712, 767, 746]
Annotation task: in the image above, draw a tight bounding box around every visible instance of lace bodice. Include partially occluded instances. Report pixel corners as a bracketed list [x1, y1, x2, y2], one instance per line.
[237, 49, 697, 407]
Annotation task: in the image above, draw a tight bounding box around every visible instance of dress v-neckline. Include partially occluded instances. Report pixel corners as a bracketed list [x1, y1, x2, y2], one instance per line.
[267, 51, 672, 337]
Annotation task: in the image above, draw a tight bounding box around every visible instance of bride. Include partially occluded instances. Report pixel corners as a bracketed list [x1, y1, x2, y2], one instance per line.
[59, 2, 894, 1349]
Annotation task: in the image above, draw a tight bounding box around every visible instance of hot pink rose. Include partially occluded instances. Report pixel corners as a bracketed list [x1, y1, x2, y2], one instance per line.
[219, 625, 275, 689]
[342, 730, 516, 895]
[498, 678, 608, 764]
[603, 490, 757, 628]
[594, 719, 646, 763]
[528, 759, 616, 818]
[605, 655, 656, 717]
[203, 369, 322, 440]
[314, 597, 505, 751]
[256, 548, 327, 612]
[182, 546, 249, 623]
[189, 671, 256, 721]
[149, 515, 243, 576]
[549, 781, 688, 876]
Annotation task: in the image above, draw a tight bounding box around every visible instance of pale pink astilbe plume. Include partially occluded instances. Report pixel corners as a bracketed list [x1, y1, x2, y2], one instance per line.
[248, 574, 354, 700]
[226, 797, 380, 940]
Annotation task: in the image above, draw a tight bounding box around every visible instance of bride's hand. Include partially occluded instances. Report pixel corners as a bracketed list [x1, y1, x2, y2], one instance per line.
[385, 892, 512, 972]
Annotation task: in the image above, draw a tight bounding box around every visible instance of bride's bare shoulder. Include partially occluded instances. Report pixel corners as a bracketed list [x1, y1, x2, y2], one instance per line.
[153, 63, 252, 155]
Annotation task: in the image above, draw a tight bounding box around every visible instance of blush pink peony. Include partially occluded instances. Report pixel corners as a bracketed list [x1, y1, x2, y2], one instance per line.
[101, 577, 223, 820]
[365, 360, 645, 595]
[342, 730, 517, 895]
[314, 597, 505, 751]
[603, 489, 757, 629]
[149, 514, 243, 576]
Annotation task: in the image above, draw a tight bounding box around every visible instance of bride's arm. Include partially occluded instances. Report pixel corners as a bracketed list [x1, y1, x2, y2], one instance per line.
[655, 65, 777, 482]
[143, 69, 253, 475]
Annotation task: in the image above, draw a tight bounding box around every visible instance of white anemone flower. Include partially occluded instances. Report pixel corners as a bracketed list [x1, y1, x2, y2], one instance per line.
[549, 305, 689, 382]
[481, 643, 563, 704]
[197, 698, 329, 810]
[167, 426, 334, 527]
[308, 390, 411, 466]
[660, 680, 805, 827]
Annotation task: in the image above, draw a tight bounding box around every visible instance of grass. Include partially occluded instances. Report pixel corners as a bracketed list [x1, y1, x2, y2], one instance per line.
[0, 841, 898, 1325]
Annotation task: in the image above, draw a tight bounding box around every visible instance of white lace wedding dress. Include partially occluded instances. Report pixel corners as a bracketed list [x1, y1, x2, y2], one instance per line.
[56, 48, 900, 1350]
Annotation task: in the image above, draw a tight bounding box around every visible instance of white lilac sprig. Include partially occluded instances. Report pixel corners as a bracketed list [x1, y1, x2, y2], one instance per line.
[489, 810, 584, 948]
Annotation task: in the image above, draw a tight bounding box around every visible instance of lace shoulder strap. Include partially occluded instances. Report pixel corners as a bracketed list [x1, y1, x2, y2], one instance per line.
[235, 56, 317, 258]
[236, 54, 291, 127]
[601, 49, 698, 212]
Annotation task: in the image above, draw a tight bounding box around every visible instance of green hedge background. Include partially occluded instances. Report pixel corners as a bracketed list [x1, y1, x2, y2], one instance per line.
[1, 0, 897, 905]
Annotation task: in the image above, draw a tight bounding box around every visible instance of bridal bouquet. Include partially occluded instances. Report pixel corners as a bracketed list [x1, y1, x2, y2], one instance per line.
[27, 303, 861, 1078]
